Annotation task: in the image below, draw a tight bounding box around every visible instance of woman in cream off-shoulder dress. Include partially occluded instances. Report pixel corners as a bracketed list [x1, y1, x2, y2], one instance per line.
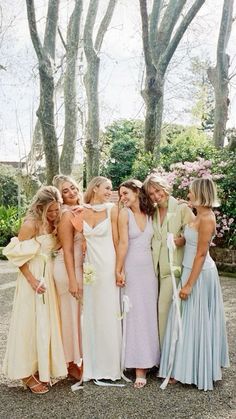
[2, 186, 67, 394]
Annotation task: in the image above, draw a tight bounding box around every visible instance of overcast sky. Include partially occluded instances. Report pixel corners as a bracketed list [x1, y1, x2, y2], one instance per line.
[0, 0, 236, 162]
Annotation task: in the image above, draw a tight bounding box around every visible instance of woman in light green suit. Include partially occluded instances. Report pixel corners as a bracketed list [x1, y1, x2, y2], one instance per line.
[143, 174, 194, 347]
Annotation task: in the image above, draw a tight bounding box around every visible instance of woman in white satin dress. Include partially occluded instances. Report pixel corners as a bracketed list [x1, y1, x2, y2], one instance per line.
[82, 176, 122, 384]
[53, 175, 83, 382]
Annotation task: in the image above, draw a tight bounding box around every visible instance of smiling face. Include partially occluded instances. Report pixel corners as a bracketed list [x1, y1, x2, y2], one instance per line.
[94, 180, 112, 203]
[119, 186, 138, 208]
[148, 185, 168, 206]
[46, 202, 61, 223]
[61, 181, 79, 206]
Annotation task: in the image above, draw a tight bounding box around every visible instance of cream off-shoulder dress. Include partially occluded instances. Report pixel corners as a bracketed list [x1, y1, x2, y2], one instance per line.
[3, 234, 67, 383]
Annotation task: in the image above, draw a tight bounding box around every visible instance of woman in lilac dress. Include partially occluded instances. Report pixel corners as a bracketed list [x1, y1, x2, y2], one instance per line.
[116, 179, 160, 388]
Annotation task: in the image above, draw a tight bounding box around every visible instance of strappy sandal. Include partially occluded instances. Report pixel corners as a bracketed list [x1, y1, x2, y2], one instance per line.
[134, 377, 147, 389]
[22, 375, 49, 394]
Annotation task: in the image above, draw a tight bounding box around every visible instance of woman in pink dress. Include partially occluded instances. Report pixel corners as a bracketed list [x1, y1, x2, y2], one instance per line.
[53, 175, 83, 382]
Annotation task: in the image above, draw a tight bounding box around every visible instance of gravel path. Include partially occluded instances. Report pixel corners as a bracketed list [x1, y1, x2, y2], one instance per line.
[0, 262, 235, 419]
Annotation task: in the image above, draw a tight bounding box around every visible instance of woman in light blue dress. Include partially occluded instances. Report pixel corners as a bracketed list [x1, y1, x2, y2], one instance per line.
[159, 178, 229, 391]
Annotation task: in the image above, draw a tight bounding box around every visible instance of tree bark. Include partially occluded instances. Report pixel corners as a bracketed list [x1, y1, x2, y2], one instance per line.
[139, 0, 205, 156]
[60, 0, 83, 174]
[207, 0, 234, 148]
[26, 0, 60, 184]
[84, 0, 117, 183]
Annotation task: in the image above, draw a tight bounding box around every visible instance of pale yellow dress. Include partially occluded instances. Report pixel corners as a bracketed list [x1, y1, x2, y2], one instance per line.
[2, 234, 67, 382]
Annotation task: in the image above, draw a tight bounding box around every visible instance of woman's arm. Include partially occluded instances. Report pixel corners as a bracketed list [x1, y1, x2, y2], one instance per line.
[58, 212, 80, 299]
[179, 217, 215, 300]
[116, 208, 129, 287]
[111, 205, 119, 252]
[18, 221, 46, 294]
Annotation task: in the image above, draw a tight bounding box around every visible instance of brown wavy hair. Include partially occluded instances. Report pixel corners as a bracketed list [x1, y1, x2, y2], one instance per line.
[118, 179, 154, 216]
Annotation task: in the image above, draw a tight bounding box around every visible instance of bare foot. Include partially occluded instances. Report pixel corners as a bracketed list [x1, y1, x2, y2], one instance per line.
[68, 362, 83, 381]
[168, 378, 178, 384]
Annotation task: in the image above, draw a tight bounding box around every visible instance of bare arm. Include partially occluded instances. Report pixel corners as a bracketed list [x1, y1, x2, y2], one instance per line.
[180, 216, 215, 300]
[174, 204, 195, 247]
[58, 212, 81, 299]
[116, 208, 129, 287]
[18, 221, 45, 294]
[111, 204, 119, 252]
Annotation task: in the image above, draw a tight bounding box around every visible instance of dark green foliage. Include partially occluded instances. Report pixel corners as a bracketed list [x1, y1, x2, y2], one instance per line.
[104, 138, 139, 188]
[100, 119, 144, 188]
[212, 150, 236, 248]
[0, 206, 23, 247]
[160, 126, 215, 169]
[0, 174, 18, 206]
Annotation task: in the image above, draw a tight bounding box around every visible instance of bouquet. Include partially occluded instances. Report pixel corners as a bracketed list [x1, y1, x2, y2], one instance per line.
[83, 263, 96, 285]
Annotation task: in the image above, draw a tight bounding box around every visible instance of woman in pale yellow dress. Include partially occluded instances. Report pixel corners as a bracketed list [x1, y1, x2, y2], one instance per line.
[53, 175, 84, 382]
[3, 186, 67, 394]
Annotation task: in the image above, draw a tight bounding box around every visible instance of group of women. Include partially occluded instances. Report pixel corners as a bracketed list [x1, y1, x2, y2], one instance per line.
[2, 172, 229, 393]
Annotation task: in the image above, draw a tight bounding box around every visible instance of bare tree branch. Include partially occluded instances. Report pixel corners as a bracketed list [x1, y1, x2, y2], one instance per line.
[43, 0, 60, 59]
[160, 0, 206, 74]
[139, 0, 154, 71]
[153, 0, 187, 65]
[95, 0, 117, 53]
[60, 0, 83, 174]
[149, 0, 163, 52]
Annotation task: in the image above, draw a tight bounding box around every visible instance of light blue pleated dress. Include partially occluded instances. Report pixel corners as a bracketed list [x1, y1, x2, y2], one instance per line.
[159, 225, 230, 391]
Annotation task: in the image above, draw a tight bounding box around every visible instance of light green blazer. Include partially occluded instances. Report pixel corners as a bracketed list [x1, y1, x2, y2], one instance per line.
[152, 195, 193, 279]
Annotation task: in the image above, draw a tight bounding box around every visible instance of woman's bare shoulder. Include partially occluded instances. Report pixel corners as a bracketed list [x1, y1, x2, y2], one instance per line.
[18, 219, 37, 240]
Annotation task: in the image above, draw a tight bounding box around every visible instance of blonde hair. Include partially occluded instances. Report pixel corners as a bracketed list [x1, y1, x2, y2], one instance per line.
[190, 178, 220, 208]
[53, 174, 82, 204]
[143, 172, 172, 196]
[25, 186, 62, 234]
[84, 176, 111, 204]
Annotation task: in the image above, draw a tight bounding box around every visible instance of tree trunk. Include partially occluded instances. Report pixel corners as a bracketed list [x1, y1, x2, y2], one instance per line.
[141, 71, 163, 155]
[26, 0, 60, 184]
[37, 62, 59, 184]
[139, 0, 205, 156]
[84, 55, 100, 182]
[83, 0, 117, 183]
[207, 0, 234, 148]
[60, 0, 83, 174]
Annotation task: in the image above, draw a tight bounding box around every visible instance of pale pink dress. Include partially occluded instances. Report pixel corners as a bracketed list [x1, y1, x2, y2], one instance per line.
[53, 209, 83, 365]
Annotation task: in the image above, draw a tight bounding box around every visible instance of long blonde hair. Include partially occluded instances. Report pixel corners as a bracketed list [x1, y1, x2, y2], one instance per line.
[53, 174, 82, 204]
[84, 176, 111, 204]
[25, 186, 62, 234]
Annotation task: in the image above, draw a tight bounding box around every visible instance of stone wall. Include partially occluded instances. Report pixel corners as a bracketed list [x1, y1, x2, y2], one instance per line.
[210, 247, 236, 274]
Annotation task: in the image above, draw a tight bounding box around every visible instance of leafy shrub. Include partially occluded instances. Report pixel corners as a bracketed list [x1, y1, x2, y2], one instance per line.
[160, 126, 215, 169]
[0, 164, 26, 207]
[0, 206, 23, 247]
[151, 154, 236, 249]
[102, 138, 139, 188]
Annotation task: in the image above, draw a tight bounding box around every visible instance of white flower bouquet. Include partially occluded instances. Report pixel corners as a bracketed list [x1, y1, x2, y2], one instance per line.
[83, 263, 96, 285]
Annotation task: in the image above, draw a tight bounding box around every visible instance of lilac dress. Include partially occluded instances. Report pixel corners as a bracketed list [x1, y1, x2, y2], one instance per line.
[124, 209, 160, 369]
